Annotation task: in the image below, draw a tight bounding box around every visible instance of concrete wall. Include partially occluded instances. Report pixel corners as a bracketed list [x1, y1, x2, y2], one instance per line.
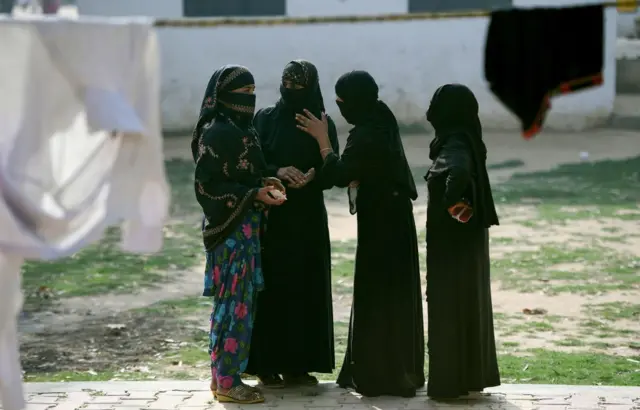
[616, 38, 640, 94]
[618, 11, 639, 37]
[286, 0, 407, 16]
[77, 0, 617, 134]
[77, 0, 181, 18]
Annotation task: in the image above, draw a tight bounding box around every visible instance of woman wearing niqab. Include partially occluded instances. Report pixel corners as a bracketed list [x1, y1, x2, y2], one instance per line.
[192, 64, 286, 404]
[424, 83, 501, 399]
[296, 70, 425, 397]
[245, 60, 339, 387]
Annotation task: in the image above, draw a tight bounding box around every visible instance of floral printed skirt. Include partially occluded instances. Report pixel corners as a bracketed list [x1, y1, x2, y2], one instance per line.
[203, 210, 264, 389]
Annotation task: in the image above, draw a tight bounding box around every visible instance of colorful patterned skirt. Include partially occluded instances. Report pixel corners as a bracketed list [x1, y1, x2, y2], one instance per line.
[203, 210, 264, 389]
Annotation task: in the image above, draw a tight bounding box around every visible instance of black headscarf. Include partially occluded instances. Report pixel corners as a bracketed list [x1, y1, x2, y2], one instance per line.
[279, 59, 325, 117]
[191, 64, 256, 162]
[335, 70, 380, 125]
[334, 70, 418, 200]
[426, 84, 499, 227]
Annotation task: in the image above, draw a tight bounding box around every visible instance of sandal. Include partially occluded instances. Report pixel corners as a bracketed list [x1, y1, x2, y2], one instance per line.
[257, 374, 285, 388]
[210, 380, 217, 399]
[283, 373, 319, 387]
[211, 379, 260, 399]
[217, 384, 265, 404]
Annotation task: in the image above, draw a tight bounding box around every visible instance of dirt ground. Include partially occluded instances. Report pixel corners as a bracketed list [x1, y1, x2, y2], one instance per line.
[18, 130, 640, 378]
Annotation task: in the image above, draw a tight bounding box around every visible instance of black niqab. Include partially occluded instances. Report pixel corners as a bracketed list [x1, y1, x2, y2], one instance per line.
[255, 60, 331, 178]
[426, 84, 499, 227]
[279, 59, 325, 117]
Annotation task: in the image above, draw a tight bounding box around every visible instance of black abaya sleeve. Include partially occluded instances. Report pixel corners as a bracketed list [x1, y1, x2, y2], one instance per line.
[253, 108, 279, 178]
[440, 137, 473, 210]
[314, 117, 340, 190]
[321, 128, 378, 188]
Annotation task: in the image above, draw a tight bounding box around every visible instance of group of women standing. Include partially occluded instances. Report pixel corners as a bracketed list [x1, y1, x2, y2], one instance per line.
[192, 60, 501, 404]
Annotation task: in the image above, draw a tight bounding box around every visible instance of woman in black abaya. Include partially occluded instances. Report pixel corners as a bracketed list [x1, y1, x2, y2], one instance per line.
[424, 84, 501, 399]
[245, 60, 338, 387]
[296, 70, 425, 398]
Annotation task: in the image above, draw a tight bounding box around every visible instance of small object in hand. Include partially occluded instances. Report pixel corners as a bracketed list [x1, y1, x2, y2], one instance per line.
[448, 199, 473, 223]
[268, 190, 287, 200]
[348, 185, 358, 215]
[304, 169, 314, 179]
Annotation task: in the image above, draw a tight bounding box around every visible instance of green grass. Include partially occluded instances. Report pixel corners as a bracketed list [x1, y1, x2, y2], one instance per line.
[23, 303, 640, 386]
[578, 319, 637, 339]
[584, 302, 640, 321]
[554, 338, 586, 347]
[331, 239, 357, 257]
[497, 350, 640, 385]
[491, 156, 640, 229]
[491, 245, 639, 294]
[501, 320, 555, 337]
[136, 296, 210, 316]
[21, 160, 202, 308]
[493, 156, 640, 209]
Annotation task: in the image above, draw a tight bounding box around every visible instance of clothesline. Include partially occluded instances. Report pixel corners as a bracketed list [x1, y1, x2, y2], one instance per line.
[154, 0, 638, 27]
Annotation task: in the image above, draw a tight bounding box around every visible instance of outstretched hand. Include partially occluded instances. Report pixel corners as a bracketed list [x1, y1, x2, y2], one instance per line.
[290, 168, 316, 189]
[295, 109, 329, 141]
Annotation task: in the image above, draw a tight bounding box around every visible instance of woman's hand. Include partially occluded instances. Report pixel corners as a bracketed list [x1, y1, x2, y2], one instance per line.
[277, 166, 306, 185]
[263, 177, 286, 193]
[448, 200, 473, 223]
[296, 110, 330, 145]
[289, 168, 316, 189]
[256, 186, 286, 205]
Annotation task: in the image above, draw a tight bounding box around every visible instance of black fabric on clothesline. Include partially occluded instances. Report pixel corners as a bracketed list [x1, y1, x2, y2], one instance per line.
[484, 4, 604, 138]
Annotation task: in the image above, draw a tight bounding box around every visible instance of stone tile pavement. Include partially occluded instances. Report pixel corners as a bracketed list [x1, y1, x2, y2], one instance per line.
[7, 381, 640, 410]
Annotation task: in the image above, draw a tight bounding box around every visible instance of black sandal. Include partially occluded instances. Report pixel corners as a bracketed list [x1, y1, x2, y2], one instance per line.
[257, 374, 285, 389]
[283, 373, 319, 387]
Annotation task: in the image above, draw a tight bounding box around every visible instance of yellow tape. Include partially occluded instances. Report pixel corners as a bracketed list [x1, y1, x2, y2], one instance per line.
[154, 0, 638, 27]
[618, 0, 638, 12]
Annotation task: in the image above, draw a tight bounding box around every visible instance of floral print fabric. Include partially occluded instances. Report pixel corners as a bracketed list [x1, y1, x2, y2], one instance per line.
[204, 209, 264, 388]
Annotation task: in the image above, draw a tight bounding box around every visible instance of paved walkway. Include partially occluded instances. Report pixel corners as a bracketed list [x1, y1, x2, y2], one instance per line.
[15, 381, 640, 409]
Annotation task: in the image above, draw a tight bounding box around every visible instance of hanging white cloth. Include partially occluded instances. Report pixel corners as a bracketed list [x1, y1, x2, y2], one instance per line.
[0, 16, 170, 410]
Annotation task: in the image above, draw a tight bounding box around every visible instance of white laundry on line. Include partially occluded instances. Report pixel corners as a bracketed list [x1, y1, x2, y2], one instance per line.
[0, 16, 170, 410]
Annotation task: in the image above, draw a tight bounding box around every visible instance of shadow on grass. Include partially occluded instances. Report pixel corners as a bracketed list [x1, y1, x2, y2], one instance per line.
[493, 156, 640, 208]
[21, 159, 202, 310]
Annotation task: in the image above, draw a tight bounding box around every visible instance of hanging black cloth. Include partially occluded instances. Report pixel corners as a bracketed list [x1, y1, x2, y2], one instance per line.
[484, 5, 604, 138]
